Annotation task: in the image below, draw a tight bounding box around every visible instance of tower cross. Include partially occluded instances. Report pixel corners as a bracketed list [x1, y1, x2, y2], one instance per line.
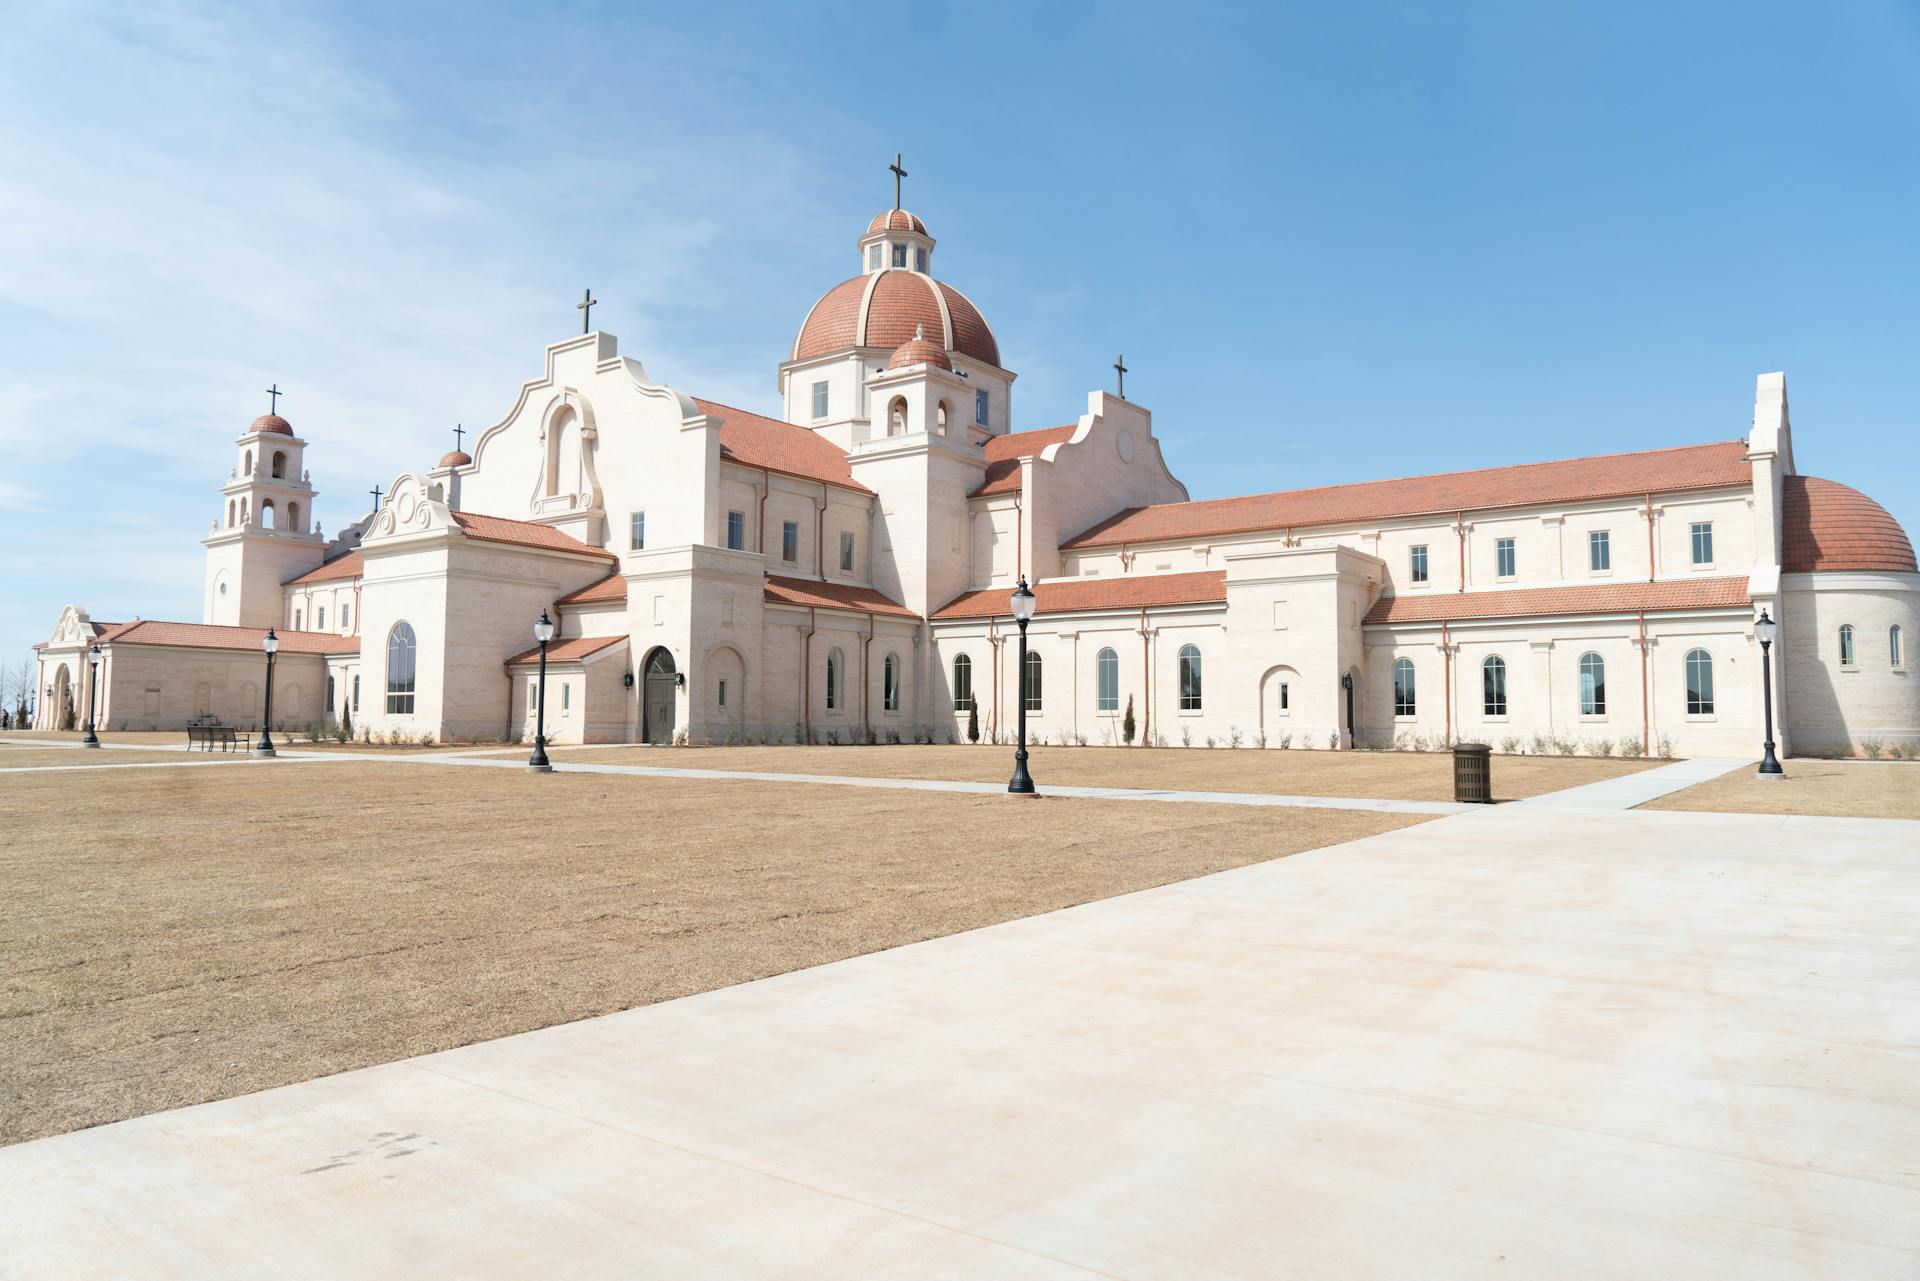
[1114, 354, 1129, 399]
[577, 288, 597, 334]
[889, 152, 908, 211]
[265, 383, 282, 414]
[369, 485, 381, 512]
[453, 423, 465, 452]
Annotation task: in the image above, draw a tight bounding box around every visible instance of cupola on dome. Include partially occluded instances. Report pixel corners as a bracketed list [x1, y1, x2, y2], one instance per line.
[886, 324, 952, 371]
[438, 449, 473, 468]
[249, 414, 293, 436]
[867, 208, 927, 236]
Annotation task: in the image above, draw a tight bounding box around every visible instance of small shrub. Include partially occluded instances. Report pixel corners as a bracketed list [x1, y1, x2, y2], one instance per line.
[1498, 736, 1519, 755]
[1556, 736, 1578, 757]
[1862, 736, 1885, 761]
[1181, 725, 1192, 748]
[966, 702, 980, 744]
[1121, 696, 1136, 746]
[1530, 733, 1549, 756]
[1254, 730, 1267, 749]
[1075, 731, 1088, 747]
[1277, 731, 1292, 749]
[1327, 730, 1340, 750]
[1595, 738, 1615, 758]
[1890, 740, 1915, 761]
[1228, 725, 1243, 749]
[1621, 735, 1643, 758]
[1656, 734, 1676, 760]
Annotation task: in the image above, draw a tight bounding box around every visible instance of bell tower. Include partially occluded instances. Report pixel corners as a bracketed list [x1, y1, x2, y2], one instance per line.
[201, 391, 326, 626]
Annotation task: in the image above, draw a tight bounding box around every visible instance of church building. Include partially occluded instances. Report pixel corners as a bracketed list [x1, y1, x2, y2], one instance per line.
[33, 174, 1920, 757]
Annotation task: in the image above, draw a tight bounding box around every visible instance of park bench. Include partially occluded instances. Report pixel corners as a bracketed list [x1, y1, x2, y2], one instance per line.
[186, 723, 242, 753]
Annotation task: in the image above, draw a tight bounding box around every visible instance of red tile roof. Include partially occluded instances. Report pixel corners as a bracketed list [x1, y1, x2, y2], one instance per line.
[96, 620, 360, 654]
[698, 399, 874, 496]
[886, 333, 951, 371]
[556, 573, 627, 606]
[1781, 475, 1917, 574]
[973, 425, 1077, 497]
[866, 209, 928, 235]
[934, 570, 1228, 620]
[285, 550, 363, 585]
[764, 575, 919, 618]
[791, 270, 999, 367]
[506, 635, 627, 666]
[1064, 440, 1753, 549]
[450, 511, 616, 560]
[249, 414, 293, 437]
[1364, 577, 1752, 625]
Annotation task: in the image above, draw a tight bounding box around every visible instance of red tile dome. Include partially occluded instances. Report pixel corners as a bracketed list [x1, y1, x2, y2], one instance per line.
[792, 270, 999, 368]
[438, 449, 472, 468]
[886, 325, 952, 371]
[1781, 475, 1917, 573]
[866, 209, 927, 235]
[249, 414, 293, 436]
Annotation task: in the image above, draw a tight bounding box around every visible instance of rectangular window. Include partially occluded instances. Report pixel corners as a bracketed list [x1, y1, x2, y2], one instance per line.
[810, 381, 828, 419]
[718, 678, 727, 708]
[352, 675, 360, 711]
[1409, 545, 1429, 585]
[1279, 682, 1289, 712]
[914, 247, 927, 272]
[561, 683, 571, 713]
[630, 511, 645, 551]
[343, 605, 351, 632]
[867, 245, 881, 271]
[528, 681, 537, 715]
[974, 389, 989, 426]
[891, 244, 907, 268]
[1690, 521, 1713, 566]
[1495, 537, 1516, 579]
[293, 610, 302, 630]
[839, 530, 854, 573]
[726, 510, 745, 551]
[1589, 530, 1611, 573]
[316, 606, 326, 631]
[782, 520, 798, 563]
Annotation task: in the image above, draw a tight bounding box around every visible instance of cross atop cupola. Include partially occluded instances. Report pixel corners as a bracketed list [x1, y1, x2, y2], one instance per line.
[859, 152, 937, 275]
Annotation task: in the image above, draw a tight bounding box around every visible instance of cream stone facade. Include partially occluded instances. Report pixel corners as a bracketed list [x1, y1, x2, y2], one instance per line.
[32, 189, 1920, 756]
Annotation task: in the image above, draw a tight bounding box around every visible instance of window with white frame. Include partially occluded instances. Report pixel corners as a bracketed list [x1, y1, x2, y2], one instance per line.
[630, 512, 645, 551]
[826, 649, 842, 710]
[1393, 658, 1416, 717]
[1023, 650, 1043, 713]
[293, 610, 302, 630]
[1278, 682, 1290, 712]
[1178, 644, 1202, 711]
[867, 245, 881, 271]
[883, 654, 899, 712]
[782, 520, 798, 563]
[1589, 530, 1611, 573]
[317, 606, 326, 631]
[1579, 651, 1607, 715]
[726, 510, 745, 550]
[891, 244, 907, 268]
[1840, 624, 1856, 666]
[811, 381, 828, 419]
[1483, 655, 1507, 716]
[974, 389, 989, 426]
[343, 605, 351, 632]
[1893, 624, 1905, 668]
[1495, 537, 1516, 579]
[952, 653, 974, 710]
[385, 622, 417, 714]
[1096, 647, 1119, 712]
[1685, 648, 1714, 714]
[1690, 521, 1713, 566]
[1409, 545, 1429, 584]
[914, 248, 927, 272]
[839, 530, 854, 573]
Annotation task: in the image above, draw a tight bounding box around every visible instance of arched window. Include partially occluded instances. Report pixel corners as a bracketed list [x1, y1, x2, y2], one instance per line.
[887, 397, 908, 437]
[286, 501, 300, 533]
[1394, 658, 1416, 717]
[1579, 652, 1606, 716]
[1893, 625, 1905, 668]
[386, 622, 417, 714]
[1023, 649, 1043, 712]
[242, 449, 252, 476]
[226, 499, 235, 527]
[1096, 647, 1119, 712]
[1685, 648, 1714, 714]
[1482, 655, 1507, 716]
[952, 653, 974, 711]
[326, 674, 336, 714]
[261, 498, 276, 529]
[826, 648, 843, 710]
[239, 498, 249, 525]
[883, 653, 900, 712]
[1839, 624, 1856, 666]
[936, 401, 950, 435]
[1178, 644, 1202, 711]
[271, 451, 286, 479]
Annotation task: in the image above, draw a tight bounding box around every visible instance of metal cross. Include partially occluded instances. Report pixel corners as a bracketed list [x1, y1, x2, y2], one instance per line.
[889, 152, 908, 210]
[453, 423, 465, 452]
[369, 485, 381, 512]
[1114, 354, 1128, 398]
[265, 383, 282, 414]
[577, 288, 597, 334]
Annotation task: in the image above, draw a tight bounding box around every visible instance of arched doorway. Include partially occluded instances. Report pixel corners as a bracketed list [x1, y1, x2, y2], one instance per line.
[52, 666, 72, 730]
[642, 647, 677, 745]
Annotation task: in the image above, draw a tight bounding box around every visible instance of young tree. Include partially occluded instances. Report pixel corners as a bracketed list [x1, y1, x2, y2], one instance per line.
[966, 700, 979, 744]
[1121, 695, 1137, 746]
[13, 659, 31, 727]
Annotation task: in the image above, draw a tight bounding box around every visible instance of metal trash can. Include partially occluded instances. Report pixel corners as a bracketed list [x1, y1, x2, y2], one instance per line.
[1452, 742, 1493, 804]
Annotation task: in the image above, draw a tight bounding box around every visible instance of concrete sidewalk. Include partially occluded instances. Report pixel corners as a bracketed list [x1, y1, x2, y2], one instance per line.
[5, 802, 1916, 1279]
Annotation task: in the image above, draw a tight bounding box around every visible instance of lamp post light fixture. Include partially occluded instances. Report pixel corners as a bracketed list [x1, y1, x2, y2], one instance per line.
[81, 644, 102, 747]
[1754, 609, 1784, 778]
[1340, 672, 1354, 750]
[529, 609, 556, 773]
[254, 628, 279, 757]
[1007, 577, 1037, 795]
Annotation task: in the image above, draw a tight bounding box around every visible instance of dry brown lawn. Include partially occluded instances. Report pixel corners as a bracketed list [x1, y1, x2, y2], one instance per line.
[0, 760, 1423, 1145]
[1642, 760, 1920, 820]
[535, 743, 1659, 803]
[0, 749, 207, 768]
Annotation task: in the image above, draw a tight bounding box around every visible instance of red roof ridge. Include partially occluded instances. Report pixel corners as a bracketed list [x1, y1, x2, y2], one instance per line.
[763, 574, 918, 619]
[555, 573, 627, 606]
[506, 634, 627, 666]
[972, 424, 1081, 497]
[934, 570, 1228, 620]
[285, 549, 364, 585]
[449, 509, 616, 560]
[696, 398, 875, 496]
[95, 619, 361, 654]
[1364, 577, 1752, 625]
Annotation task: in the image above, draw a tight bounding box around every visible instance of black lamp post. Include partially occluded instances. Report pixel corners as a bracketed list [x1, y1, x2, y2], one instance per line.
[529, 609, 556, 772]
[1007, 578, 1037, 795]
[1755, 609, 1784, 778]
[81, 644, 102, 747]
[254, 628, 279, 757]
[1340, 672, 1354, 749]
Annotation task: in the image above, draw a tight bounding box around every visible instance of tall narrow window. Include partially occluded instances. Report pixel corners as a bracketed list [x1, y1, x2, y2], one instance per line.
[826, 649, 842, 710]
[293, 610, 302, 631]
[811, 381, 829, 419]
[1023, 650, 1043, 713]
[782, 520, 798, 563]
[1589, 530, 1611, 573]
[1690, 522, 1714, 566]
[316, 607, 325, 631]
[385, 622, 417, 714]
[839, 530, 855, 572]
[342, 605, 351, 632]
[1839, 624, 1856, 666]
[884, 654, 900, 711]
[326, 675, 336, 713]
[1893, 625, 1905, 668]
[1483, 655, 1507, 716]
[352, 674, 360, 711]
[953, 653, 974, 710]
[1178, 644, 1203, 711]
[717, 678, 727, 708]
[867, 245, 881, 271]
[726, 510, 745, 551]
[1409, 545, 1429, 584]
[914, 247, 927, 272]
[1096, 647, 1119, 712]
[1393, 658, 1416, 717]
[891, 244, 907, 268]
[629, 512, 645, 551]
[1685, 648, 1715, 714]
[1496, 537, 1516, 579]
[974, 389, 989, 426]
[1579, 652, 1606, 716]
[271, 451, 286, 479]
[888, 398, 907, 436]
[1279, 682, 1290, 711]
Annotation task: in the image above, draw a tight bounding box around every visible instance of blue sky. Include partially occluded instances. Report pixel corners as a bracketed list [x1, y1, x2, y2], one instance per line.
[3, 1, 1917, 669]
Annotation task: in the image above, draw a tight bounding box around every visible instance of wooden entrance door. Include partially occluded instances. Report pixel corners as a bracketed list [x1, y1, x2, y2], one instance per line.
[643, 648, 677, 745]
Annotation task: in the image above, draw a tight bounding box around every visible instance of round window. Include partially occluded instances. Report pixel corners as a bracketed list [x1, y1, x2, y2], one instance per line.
[1116, 430, 1135, 463]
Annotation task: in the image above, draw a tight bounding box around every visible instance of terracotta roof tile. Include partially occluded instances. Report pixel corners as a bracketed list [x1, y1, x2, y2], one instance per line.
[556, 573, 627, 606]
[866, 209, 928, 235]
[936, 281, 1000, 368]
[97, 620, 360, 654]
[791, 270, 998, 367]
[934, 571, 1227, 620]
[1364, 577, 1752, 625]
[973, 425, 1077, 497]
[1781, 475, 1917, 573]
[506, 635, 627, 666]
[248, 414, 293, 437]
[764, 575, 918, 618]
[1064, 440, 1753, 549]
[285, 550, 363, 585]
[450, 511, 616, 560]
[699, 398, 874, 495]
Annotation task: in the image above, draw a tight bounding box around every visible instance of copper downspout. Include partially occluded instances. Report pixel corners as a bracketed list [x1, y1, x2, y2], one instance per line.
[1639, 609, 1650, 752]
[1442, 619, 1453, 746]
[1456, 512, 1466, 592]
[861, 611, 875, 743]
[816, 483, 827, 579]
[757, 467, 771, 554]
[1014, 492, 1024, 582]
[1644, 493, 1656, 581]
[988, 616, 999, 742]
[1138, 606, 1150, 746]
[802, 605, 816, 743]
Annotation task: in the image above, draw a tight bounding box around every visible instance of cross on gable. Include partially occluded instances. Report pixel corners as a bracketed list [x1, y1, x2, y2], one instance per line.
[577, 288, 597, 334]
[889, 152, 908, 211]
[1113, 354, 1128, 398]
[369, 485, 381, 512]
